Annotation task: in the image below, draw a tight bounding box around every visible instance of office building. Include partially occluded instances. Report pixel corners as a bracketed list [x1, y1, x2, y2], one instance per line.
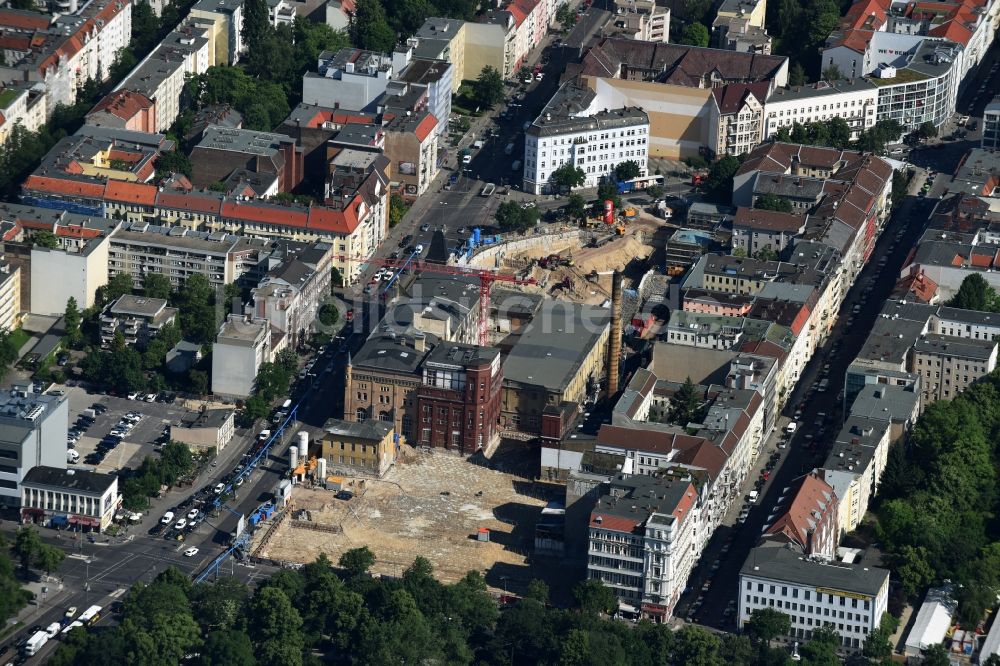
[739, 545, 889, 649]
[169, 409, 236, 451]
[0, 388, 68, 508]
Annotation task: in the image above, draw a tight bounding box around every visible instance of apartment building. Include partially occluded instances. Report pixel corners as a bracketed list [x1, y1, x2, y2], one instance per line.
[912, 333, 997, 403]
[0, 263, 20, 333]
[320, 419, 397, 477]
[588, 474, 699, 621]
[609, 0, 670, 43]
[0, 83, 47, 146]
[819, 416, 891, 535]
[409, 17, 511, 85]
[739, 545, 889, 649]
[85, 89, 157, 134]
[100, 294, 177, 347]
[761, 472, 839, 559]
[30, 231, 112, 315]
[113, 22, 212, 132]
[763, 79, 878, 142]
[732, 207, 806, 256]
[108, 223, 258, 288]
[984, 96, 1000, 149]
[0, 388, 68, 508]
[381, 110, 439, 199]
[211, 314, 272, 398]
[249, 240, 333, 348]
[394, 51, 453, 138]
[0, 0, 132, 112]
[524, 82, 649, 194]
[20, 466, 120, 532]
[189, 0, 245, 65]
[578, 39, 787, 159]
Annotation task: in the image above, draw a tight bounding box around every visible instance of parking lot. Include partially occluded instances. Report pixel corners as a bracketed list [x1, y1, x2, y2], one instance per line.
[61, 386, 200, 473]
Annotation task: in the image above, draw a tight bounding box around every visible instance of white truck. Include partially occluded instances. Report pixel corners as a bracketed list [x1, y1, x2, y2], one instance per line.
[23, 630, 48, 656]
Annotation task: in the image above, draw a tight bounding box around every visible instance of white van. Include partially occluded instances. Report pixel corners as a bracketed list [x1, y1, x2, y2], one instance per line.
[748, 490, 760, 504]
[785, 421, 798, 434]
[67, 450, 79, 463]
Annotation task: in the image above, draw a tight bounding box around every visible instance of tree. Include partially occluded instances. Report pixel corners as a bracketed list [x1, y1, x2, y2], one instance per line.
[921, 644, 950, 666]
[596, 181, 621, 212]
[746, 607, 791, 644]
[495, 200, 539, 232]
[706, 155, 741, 202]
[64, 297, 81, 348]
[822, 63, 843, 80]
[155, 150, 193, 180]
[13, 526, 42, 570]
[556, 3, 576, 30]
[918, 121, 938, 140]
[800, 624, 841, 666]
[35, 543, 66, 575]
[679, 22, 710, 47]
[143, 273, 172, 300]
[473, 66, 505, 109]
[673, 625, 721, 666]
[389, 194, 408, 227]
[525, 579, 549, 604]
[33, 230, 58, 248]
[571, 579, 616, 615]
[671, 377, 703, 425]
[199, 630, 255, 666]
[550, 162, 586, 193]
[241, 0, 271, 53]
[947, 274, 1000, 312]
[754, 193, 793, 213]
[829, 116, 852, 149]
[339, 546, 375, 577]
[755, 246, 779, 261]
[614, 160, 642, 183]
[109, 47, 139, 84]
[104, 272, 134, 304]
[318, 303, 339, 328]
[350, 0, 395, 52]
[565, 193, 587, 221]
[789, 62, 806, 86]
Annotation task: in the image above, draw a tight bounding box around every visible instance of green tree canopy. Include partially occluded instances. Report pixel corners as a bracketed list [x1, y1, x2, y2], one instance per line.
[614, 160, 642, 182]
[679, 22, 710, 47]
[350, 0, 396, 52]
[495, 200, 539, 232]
[754, 193, 793, 213]
[565, 193, 587, 221]
[551, 162, 586, 192]
[473, 66, 505, 109]
[947, 273, 1000, 312]
[143, 273, 172, 300]
[339, 546, 376, 577]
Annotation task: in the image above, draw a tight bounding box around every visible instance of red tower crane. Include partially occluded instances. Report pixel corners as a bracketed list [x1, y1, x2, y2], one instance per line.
[376, 258, 537, 346]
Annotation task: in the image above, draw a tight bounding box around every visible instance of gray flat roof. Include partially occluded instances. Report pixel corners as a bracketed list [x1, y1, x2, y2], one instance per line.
[741, 545, 888, 596]
[323, 418, 394, 441]
[527, 82, 648, 138]
[913, 332, 996, 361]
[23, 465, 116, 495]
[502, 301, 609, 393]
[110, 294, 168, 317]
[849, 384, 919, 423]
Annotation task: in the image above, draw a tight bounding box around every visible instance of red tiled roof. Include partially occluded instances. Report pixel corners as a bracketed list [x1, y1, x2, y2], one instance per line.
[222, 201, 308, 227]
[104, 181, 157, 206]
[734, 207, 803, 232]
[413, 113, 438, 142]
[763, 472, 836, 551]
[89, 89, 154, 121]
[0, 8, 52, 30]
[589, 512, 640, 533]
[928, 20, 972, 45]
[156, 190, 223, 215]
[23, 175, 105, 199]
[712, 82, 769, 114]
[892, 271, 938, 303]
[56, 225, 102, 239]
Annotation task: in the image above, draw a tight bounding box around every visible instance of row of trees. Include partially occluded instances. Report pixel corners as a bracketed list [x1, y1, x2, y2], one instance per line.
[50, 548, 881, 666]
[0, 534, 32, 625]
[874, 363, 1000, 625]
[772, 119, 905, 155]
[12, 526, 66, 576]
[121, 442, 196, 510]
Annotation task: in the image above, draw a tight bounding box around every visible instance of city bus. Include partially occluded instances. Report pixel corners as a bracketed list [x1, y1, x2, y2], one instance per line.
[78, 605, 102, 626]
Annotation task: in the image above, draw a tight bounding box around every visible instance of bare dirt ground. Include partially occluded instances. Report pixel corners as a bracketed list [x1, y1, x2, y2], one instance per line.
[255, 447, 548, 584]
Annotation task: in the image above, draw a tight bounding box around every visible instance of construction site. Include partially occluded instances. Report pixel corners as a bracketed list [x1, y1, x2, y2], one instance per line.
[477, 207, 668, 307]
[252, 445, 556, 589]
